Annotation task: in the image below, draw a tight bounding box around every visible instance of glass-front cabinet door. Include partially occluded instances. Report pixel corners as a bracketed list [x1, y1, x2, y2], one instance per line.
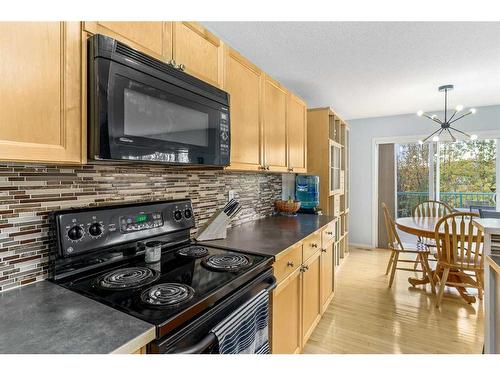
[329, 140, 342, 195]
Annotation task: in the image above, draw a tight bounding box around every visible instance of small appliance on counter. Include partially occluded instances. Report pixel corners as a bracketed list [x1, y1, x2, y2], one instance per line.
[295, 175, 322, 214]
[49, 199, 274, 354]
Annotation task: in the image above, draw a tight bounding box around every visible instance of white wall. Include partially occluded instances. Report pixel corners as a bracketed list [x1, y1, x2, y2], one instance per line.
[348, 104, 500, 247]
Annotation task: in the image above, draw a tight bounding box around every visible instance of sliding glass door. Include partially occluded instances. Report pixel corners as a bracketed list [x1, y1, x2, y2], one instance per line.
[396, 139, 497, 217]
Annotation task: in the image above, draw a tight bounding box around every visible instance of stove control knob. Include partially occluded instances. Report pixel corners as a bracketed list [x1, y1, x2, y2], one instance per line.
[184, 208, 192, 219]
[67, 225, 84, 241]
[88, 223, 103, 237]
[173, 209, 183, 221]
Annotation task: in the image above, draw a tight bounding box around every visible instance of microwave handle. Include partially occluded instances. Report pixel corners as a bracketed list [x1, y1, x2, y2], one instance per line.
[169, 278, 277, 354]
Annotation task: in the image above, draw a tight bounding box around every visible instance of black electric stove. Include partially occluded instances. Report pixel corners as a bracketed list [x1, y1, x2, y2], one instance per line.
[49, 199, 274, 353]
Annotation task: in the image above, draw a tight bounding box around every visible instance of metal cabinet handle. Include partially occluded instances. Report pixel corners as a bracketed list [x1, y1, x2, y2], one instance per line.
[311, 243, 318, 248]
[258, 165, 266, 170]
[326, 231, 333, 235]
[321, 249, 327, 253]
[287, 167, 294, 172]
[300, 265, 309, 272]
[266, 166, 270, 170]
[177, 63, 186, 71]
[287, 261, 294, 267]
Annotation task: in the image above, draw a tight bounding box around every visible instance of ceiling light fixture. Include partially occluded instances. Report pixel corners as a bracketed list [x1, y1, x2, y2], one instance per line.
[416, 85, 477, 144]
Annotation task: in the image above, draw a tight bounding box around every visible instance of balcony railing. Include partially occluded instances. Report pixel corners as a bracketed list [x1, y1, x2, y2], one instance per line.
[397, 191, 496, 217]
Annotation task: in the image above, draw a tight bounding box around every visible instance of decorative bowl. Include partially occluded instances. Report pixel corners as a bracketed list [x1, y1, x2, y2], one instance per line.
[274, 199, 301, 216]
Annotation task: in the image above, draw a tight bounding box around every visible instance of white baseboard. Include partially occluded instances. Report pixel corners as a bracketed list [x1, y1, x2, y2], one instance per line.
[349, 242, 373, 249]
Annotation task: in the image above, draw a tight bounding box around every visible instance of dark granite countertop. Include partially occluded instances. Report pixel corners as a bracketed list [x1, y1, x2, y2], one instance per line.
[200, 214, 336, 258]
[0, 281, 155, 354]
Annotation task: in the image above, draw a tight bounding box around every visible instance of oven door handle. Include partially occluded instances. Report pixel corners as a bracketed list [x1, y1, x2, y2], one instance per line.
[172, 332, 218, 354]
[170, 277, 276, 354]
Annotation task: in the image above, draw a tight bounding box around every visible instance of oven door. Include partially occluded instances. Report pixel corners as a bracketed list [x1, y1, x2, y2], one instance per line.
[91, 57, 229, 166]
[148, 268, 276, 354]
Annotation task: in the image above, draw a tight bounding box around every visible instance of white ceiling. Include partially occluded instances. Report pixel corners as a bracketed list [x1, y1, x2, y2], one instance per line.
[203, 22, 500, 120]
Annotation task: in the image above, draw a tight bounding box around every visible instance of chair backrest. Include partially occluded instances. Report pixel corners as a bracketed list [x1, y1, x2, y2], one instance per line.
[381, 202, 403, 251]
[434, 212, 484, 270]
[479, 208, 500, 219]
[413, 200, 453, 218]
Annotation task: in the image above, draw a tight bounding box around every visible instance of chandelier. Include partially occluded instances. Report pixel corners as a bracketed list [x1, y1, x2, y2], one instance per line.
[417, 84, 477, 144]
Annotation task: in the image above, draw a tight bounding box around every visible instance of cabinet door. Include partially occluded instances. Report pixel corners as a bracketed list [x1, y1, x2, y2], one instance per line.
[173, 22, 223, 87]
[271, 268, 302, 354]
[0, 22, 83, 164]
[320, 243, 334, 313]
[263, 76, 288, 172]
[224, 47, 263, 171]
[301, 250, 321, 344]
[84, 21, 171, 61]
[287, 94, 307, 173]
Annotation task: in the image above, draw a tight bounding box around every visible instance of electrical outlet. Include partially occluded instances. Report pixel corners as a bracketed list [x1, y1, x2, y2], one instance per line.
[228, 190, 236, 202]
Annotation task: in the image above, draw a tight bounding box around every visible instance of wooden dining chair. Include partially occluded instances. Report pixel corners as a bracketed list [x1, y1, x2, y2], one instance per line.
[382, 203, 435, 291]
[433, 212, 484, 308]
[413, 200, 453, 218]
[411, 200, 454, 269]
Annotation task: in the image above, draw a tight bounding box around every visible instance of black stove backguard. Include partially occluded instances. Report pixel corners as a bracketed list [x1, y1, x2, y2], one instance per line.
[50, 199, 195, 281]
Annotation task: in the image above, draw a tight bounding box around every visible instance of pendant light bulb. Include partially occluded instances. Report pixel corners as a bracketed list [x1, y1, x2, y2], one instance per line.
[416, 110, 424, 117]
[470, 108, 477, 114]
[432, 136, 439, 142]
[455, 105, 463, 112]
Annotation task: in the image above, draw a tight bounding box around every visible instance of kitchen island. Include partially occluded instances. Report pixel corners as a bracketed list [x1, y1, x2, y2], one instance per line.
[473, 218, 500, 354]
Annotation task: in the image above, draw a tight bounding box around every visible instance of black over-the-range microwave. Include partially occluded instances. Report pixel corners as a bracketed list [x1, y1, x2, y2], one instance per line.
[88, 34, 230, 167]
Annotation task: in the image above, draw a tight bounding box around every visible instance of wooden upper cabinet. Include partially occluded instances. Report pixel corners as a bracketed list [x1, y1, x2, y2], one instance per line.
[271, 268, 302, 354]
[173, 22, 223, 87]
[287, 94, 307, 173]
[83, 21, 172, 61]
[0, 22, 83, 164]
[223, 47, 263, 171]
[263, 75, 288, 172]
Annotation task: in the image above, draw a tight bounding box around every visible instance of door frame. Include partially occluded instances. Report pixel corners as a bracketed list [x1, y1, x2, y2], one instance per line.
[371, 130, 500, 249]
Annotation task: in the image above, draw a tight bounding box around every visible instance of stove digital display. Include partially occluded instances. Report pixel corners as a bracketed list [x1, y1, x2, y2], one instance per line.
[119, 212, 164, 232]
[135, 214, 148, 223]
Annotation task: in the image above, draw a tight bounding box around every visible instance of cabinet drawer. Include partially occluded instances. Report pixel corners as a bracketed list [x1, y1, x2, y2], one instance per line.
[302, 231, 321, 261]
[273, 243, 302, 284]
[321, 221, 336, 249]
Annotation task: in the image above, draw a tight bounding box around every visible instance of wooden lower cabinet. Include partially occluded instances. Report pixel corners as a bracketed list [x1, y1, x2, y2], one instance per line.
[271, 222, 336, 353]
[320, 244, 334, 313]
[301, 250, 322, 344]
[271, 267, 302, 354]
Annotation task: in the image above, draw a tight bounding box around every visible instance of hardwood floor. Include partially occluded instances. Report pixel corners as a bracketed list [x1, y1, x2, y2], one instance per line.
[303, 247, 484, 354]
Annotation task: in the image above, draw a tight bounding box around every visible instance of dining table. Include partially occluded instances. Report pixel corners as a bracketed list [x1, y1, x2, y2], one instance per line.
[395, 216, 482, 304]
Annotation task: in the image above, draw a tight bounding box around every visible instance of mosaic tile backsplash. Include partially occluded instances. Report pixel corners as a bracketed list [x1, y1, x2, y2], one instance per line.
[0, 163, 282, 291]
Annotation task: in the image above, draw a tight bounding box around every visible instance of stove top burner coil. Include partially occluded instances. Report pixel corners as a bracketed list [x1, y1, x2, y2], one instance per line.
[175, 246, 209, 259]
[140, 283, 195, 307]
[202, 254, 253, 272]
[96, 267, 160, 291]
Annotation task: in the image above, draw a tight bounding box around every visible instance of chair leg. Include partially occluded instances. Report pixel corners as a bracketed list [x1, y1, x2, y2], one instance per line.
[388, 252, 399, 288]
[436, 267, 450, 308]
[385, 251, 395, 275]
[476, 270, 484, 300]
[420, 253, 435, 294]
[413, 254, 419, 270]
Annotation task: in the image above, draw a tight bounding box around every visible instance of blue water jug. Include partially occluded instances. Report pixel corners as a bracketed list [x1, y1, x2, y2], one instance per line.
[295, 175, 319, 209]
